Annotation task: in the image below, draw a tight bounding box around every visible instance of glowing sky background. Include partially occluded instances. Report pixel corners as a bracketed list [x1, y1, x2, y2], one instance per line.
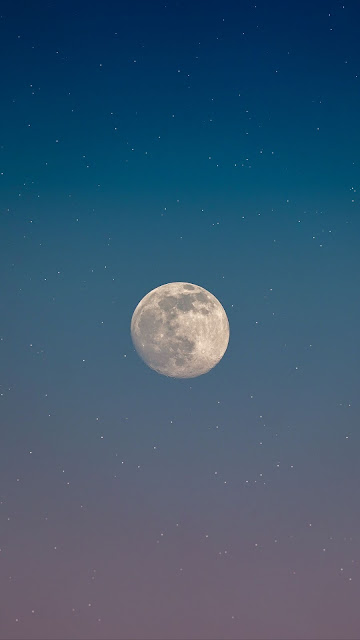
[1, 1, 360, 639]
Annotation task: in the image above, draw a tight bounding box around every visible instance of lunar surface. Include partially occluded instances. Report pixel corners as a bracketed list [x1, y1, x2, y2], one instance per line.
[130, 282, 229, 378]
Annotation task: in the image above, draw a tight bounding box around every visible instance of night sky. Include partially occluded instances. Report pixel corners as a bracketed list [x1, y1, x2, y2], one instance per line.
[1, 1, 360, 639]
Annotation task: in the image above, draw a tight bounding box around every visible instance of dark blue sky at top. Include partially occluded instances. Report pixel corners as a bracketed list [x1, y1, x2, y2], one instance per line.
[2, 0, 360, 200]
[1, 2, 360, 639]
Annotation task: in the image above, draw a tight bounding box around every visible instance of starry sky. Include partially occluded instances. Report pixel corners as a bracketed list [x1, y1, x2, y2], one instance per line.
[1, 1, 360, 639]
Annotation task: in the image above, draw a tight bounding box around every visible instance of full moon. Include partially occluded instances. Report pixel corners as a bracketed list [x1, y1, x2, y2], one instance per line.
[130, 282, 230, 378]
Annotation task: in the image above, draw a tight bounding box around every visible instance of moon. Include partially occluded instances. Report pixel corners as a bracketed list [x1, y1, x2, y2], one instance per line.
[130, 282, 229, 378]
